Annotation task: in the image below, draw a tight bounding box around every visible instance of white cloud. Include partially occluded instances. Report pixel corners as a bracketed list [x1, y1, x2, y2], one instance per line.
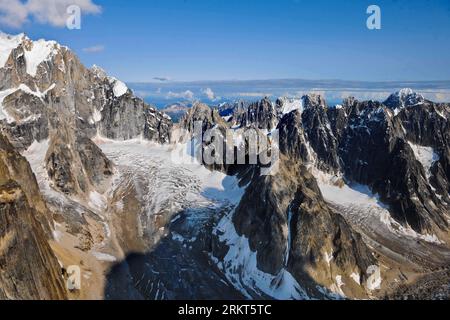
[82, 44, 104, 53]
[202, 87, 216, 100]
[235, 92, 273, 98]
[0, 0, 101, 28]
[167, 90, 195, 100]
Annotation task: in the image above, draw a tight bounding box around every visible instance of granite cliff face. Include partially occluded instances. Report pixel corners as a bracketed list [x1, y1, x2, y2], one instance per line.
[0, 33, 172, 198]
[181, 100, 378, 298]
[336, 96, 449, 235]
[0, 133, 66, 300]
[0, 34, 172, 149]
[0, 33, 174, 300]
[192, 92, 450, 298]
[230, 158, 375, 298]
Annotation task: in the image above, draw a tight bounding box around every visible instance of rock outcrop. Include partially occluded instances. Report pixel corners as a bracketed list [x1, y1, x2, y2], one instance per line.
[0, 133, 66, 300]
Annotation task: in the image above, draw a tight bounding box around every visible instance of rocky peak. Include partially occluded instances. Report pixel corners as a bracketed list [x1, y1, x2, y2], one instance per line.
[1, 32, 62, 81]
[384, 88, 425, 110]
[301, 96, 340, 173]
[90, 64, 108, 79]
[276, 97, 304, 115]
[181, 102, 225, 134]
[0, 32, 173, 145]
[230, 157, 376, 298]
[302, 93, 327, 109]
[234, 97, 279, 130]
[277, 110, 310, 163]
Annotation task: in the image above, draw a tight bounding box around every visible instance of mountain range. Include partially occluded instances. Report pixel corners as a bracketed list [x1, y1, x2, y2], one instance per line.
[0, 33, 449, 300]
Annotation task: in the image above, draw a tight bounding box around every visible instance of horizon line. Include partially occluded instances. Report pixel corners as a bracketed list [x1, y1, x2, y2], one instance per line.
[126, 78, 450, 85]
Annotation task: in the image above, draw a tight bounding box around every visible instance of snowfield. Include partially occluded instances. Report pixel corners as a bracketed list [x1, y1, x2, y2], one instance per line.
[314, 168, 443, 244]
[279, 97, 304, 115]
[21, 134, 448, 300]
[0, 33, 59, 77]
[96, 137, 314, 299]
[213, 211, 310, 300]
[24, 39, 59, 76]
[108, 77, 128, 97]
[407, 141, 439, 180]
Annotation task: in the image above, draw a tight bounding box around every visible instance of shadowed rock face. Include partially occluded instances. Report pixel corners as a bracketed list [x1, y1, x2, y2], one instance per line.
[232, 144, 375, 298]
[0, 133, 66, 300]
[274, 93, 449, 236]
[180, 102, 226, 134]
[0, 181, 67, 300]
[0, 133, 52, 235]
[233, 97, 279, 131]
[92, 73, 173, 143]
[301, 94, 340, 173]
[45, 129, 114, 196]
[287, 166, 375, 296]
[395, 102, 450, 195]
[336, 98, 449, 234]
[278, 110, 310, 163]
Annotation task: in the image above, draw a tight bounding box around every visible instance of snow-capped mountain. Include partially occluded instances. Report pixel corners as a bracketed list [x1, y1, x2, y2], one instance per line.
[384, 88, 425, 109]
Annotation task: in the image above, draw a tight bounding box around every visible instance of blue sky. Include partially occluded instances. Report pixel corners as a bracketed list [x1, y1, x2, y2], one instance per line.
[1, 0, 450, 82]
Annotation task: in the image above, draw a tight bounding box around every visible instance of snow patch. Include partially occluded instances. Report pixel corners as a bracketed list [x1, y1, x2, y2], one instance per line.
[91, 251, 117, 262]
[17, 83, 55, 99]
[330, 275, 346, 298]
[407, 141, 439, 180]
[0, 88, 19, 122]
[115, 200, 124, 211]
[108, 77, 128, 97]
[24, 39, 59, 76]
[0, 83, 55, 123]
[92, 108, 102, 123]
[52, 230, 63, 242]
[280, 97, 304, 115]
[313, 168, 443, 244]
[0, 33, 24, 68]
[213, 212, 309, 300]
[171, 232, 185, 243]
[366, 266, 382, 291]
[88, 191, 107, 211]
[350, 272, 361, 285]
[324, 250, 333, 265]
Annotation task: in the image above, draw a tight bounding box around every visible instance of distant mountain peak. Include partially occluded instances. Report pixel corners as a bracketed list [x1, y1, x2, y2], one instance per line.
[0, 32, 63, 77]
[384, 88, 425, 110]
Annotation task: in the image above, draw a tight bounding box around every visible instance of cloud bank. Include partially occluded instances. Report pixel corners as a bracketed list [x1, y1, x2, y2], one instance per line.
[167, 90, 195, 100]
[202, 87, 216, 100]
